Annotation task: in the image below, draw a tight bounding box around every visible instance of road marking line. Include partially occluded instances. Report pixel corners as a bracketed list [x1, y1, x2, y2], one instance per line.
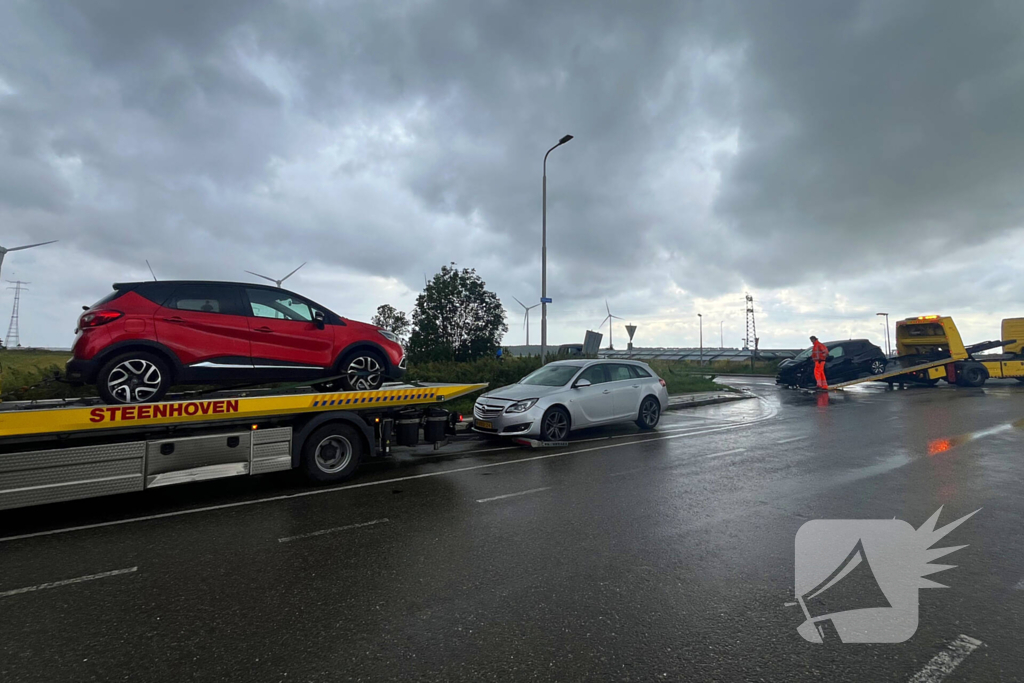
[1014, 578, 1024, 590]
[907, 634, 983, 683]
[0, 400, 776, 544]
[476, 487, 552, 503]
[0, 567, 138, 598]
[777, 436, 807, 444]
[703, 448, 746, 459]
[278, 518, 390, 543]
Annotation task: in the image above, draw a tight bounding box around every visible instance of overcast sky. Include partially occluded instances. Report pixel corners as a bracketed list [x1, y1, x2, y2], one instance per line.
[2, 0, 1024, 351]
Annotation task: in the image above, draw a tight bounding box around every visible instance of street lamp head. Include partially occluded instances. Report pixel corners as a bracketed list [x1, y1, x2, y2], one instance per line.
[559, 134, 574, 145]
[876, 312, 888, 316]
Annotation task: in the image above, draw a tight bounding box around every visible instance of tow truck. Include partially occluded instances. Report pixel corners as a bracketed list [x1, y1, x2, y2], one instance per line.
[829, 315, 1024, 389]
[0, 382, 485, 511]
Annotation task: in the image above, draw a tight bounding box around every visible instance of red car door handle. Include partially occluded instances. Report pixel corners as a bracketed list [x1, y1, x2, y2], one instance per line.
[162, 316, 186, 324]
[254, 326, 274, 333]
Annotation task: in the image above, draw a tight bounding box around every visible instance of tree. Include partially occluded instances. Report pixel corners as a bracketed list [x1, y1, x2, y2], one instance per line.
[371, 304, 410, 343]
[407, 263, 508, 362]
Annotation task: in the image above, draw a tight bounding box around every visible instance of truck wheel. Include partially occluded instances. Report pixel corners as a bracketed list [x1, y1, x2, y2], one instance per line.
[302, 423, 363, 482]
[97, 351, 171, 404]
[958, 363, 988, 388]
[635, 396, 661, 430]
[339, 351, 386, 391]
[540, 406, 570, 441]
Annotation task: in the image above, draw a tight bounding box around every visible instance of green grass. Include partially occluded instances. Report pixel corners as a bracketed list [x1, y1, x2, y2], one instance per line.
[0, 350, 734, 405]
[0, 349, 94, 401]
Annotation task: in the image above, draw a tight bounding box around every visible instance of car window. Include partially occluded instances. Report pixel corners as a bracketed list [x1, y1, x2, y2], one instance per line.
[794, 347, 813, 361]
[578, 364, 609, 385]
[628, 365, 651, 379]
[607, 364, 634, 382]
[133, 283, 177, 307]
[519, 365, 581, 386]
[246, 288, 315, 322]
[828, 346, 844, 358]
[166, 285, 242, 316]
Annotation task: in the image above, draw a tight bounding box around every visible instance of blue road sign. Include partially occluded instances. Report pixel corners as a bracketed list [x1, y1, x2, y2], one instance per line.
[540, 297, 553, 303]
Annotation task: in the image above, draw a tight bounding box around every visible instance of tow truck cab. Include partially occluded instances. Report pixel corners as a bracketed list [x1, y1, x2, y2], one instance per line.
[894, 315, 1024, 386]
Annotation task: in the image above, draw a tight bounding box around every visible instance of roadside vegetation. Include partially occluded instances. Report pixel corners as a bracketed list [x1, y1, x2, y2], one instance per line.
[0, 348, 738, 407]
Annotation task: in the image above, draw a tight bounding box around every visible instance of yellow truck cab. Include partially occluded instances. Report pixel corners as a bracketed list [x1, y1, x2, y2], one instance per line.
[893, 315, 1024, 387]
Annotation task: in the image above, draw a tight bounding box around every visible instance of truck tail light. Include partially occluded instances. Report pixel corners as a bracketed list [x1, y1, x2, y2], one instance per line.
[79, 310, 123, 328]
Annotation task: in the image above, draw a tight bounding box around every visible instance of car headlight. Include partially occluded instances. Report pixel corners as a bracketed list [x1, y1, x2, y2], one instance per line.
[378, 330, 400, 343]
[505, 399, 538, 414]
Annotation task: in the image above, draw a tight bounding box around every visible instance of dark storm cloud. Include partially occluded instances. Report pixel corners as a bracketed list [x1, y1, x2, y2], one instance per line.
[713, 0, 1024, 286]
[1, 0, 1022, 347]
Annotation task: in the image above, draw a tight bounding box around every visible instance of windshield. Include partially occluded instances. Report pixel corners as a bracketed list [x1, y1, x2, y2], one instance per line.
[794, 347, 813, 361]
[519, 365, 581, 387]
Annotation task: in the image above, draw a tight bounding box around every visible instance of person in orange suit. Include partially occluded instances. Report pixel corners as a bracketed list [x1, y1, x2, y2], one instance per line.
[810, 336, 829, 390]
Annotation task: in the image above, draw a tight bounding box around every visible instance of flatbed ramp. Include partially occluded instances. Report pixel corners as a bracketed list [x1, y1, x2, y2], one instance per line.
[827, 358, 950, 390]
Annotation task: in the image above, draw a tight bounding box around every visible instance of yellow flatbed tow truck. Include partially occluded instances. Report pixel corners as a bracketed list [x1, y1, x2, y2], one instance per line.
[0, 382, 485, 511]
[829, 315, 1024, 390]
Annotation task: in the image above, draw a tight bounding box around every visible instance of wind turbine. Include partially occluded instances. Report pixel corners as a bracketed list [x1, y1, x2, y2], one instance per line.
[512, 296, 540, 345]
[599, 300, 624, 350]
[245, 262, 306, 287]
[0, 240, 57, 281]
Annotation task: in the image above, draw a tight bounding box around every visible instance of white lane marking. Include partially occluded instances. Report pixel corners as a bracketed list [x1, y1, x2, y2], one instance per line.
[0, 567, 138, 598]
[278, 518, 390, 543]
[1014, 578, 1024, 590]
[611, 448, 747, 477]
[703, 448, 746, 459]
[907, 634, 983, 683]
[777, 436, 807, 444]
[476, 487, 552, 504]
[0, 400, 777, 545]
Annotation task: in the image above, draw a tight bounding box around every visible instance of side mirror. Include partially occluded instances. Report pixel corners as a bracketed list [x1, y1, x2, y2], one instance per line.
[313, 311, 325, 330]
[574, 378, 592, 389]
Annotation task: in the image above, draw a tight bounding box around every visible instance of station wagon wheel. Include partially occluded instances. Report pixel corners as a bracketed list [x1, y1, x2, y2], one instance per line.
[97, 351, 171, 404]
[540, 406, 570, 441]
[870, 358, 886, 375]
[341, 352, 385, 391]
[635, 396, 661, 430]
[302, 423, 363, 482]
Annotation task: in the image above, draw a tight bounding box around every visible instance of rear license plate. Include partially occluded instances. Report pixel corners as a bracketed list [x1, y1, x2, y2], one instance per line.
[476, 420, 493, 429]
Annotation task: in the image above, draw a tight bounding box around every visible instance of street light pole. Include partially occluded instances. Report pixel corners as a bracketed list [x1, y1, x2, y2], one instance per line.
[720, 321, 724, 349]
[698, 313, 703, 365]
[876, 312, 890, 356]
[541, 134, 574, 364]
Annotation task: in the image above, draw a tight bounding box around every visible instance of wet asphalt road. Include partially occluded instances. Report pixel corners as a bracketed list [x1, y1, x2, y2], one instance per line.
[2, 378, 1024, 682]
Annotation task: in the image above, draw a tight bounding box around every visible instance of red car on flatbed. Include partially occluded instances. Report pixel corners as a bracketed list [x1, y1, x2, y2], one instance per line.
[66, 281, 406, 404]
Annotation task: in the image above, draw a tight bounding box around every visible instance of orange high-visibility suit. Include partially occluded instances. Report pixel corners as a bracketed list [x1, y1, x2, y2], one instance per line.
[811, 339, 829, 389]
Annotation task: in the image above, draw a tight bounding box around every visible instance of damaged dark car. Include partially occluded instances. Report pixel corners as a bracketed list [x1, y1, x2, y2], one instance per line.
[776, 339, 887, 388]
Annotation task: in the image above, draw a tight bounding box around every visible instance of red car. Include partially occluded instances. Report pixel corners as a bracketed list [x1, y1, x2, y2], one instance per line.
[66, 281, 406, 404]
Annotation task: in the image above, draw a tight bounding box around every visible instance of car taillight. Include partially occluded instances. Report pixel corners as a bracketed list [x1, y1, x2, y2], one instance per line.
[79, 310, 123, 328]
[659, 378, 667, 387]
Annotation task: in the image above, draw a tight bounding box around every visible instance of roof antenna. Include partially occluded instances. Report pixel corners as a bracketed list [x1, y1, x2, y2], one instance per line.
[146, 260, 158, 281]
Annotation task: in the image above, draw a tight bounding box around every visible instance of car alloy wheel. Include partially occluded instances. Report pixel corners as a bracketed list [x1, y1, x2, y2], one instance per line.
[346, 355, 383, 390]
[639, 397, 660, 428]
[541, 408, 569, 441]
[107, 359, 164, 403]
[314, 435, 354, 474]
[870, 359, 886, 375]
